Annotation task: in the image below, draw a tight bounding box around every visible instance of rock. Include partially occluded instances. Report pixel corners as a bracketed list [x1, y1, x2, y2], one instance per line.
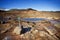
[54, 23, 60, 28]
[12, 26, 21, 34]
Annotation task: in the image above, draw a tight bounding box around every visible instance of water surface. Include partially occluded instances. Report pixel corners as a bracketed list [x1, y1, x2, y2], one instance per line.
[21, 18, 46, 22]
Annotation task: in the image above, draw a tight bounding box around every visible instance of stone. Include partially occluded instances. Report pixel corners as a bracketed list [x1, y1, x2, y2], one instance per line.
[12, 26, 21, 34]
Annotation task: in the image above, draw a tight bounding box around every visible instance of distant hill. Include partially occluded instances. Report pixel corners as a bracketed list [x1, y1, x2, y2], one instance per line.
[0, 8, 60, 19]
[0, 10, 6, 12]
[9, 8, 36, 11]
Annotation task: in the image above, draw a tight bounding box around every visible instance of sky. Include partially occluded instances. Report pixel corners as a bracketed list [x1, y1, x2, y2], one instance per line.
[0, 0, 60, 11]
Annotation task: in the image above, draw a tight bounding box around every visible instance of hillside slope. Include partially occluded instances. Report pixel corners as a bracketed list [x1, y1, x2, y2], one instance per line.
[0, 8, 60, 19]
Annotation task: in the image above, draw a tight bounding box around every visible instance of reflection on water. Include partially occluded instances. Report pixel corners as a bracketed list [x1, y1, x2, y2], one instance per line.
[20, 26, 31, 34]
[21, 18, 46, 22]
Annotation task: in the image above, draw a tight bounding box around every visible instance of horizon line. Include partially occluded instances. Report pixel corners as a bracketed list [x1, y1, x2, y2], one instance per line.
[0, 8, 60, 11]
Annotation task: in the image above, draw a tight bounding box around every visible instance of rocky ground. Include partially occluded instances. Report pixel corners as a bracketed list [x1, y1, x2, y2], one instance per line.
[0, 9, 60, 40]
[0, 18, 60, 40]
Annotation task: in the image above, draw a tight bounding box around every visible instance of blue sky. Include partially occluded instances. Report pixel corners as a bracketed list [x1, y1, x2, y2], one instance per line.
[0, 0, 60, 11]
